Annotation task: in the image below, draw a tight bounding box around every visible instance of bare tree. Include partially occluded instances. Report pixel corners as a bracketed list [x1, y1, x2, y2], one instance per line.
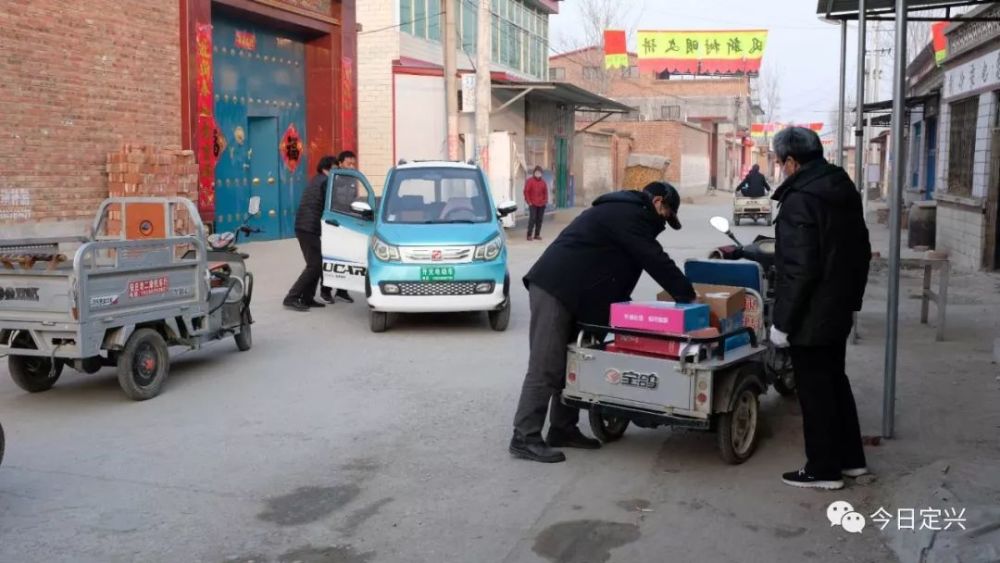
[554, 0, 646, 94]
[759, 63, 782, 124]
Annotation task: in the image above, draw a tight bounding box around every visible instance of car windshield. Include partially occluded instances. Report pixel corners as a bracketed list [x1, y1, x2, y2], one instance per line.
[382, 167, 491, 224]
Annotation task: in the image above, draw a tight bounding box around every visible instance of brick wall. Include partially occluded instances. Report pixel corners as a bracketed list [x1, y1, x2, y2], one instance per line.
[0, 1, 181, 236]
[357, 0, 399, 192]
[936, 201, 986, 270]
[103, 145, 199, 236]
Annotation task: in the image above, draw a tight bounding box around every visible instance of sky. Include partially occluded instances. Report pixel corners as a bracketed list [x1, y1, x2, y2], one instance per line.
[548, 0, 900, 129]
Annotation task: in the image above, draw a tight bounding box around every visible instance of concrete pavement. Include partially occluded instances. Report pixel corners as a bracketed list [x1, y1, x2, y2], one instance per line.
[0, 194, 995, 562]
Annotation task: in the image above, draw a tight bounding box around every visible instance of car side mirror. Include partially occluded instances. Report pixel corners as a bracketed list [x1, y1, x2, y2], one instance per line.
[248, 196, 261, 216]
[497, 201, 518, 217]
[351, 201, 374, 220]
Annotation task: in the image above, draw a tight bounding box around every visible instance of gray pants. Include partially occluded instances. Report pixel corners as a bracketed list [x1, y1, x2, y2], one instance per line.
[512, 284, 580, 439]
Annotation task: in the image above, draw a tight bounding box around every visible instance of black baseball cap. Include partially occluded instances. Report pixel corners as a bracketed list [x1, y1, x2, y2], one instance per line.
[643, 181, 682, 230]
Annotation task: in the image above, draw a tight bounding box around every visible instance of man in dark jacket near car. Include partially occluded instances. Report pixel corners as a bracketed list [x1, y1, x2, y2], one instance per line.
[284, 155, 338, 312]
[769, 127, 871, 490]
[510, 182, 697, 463]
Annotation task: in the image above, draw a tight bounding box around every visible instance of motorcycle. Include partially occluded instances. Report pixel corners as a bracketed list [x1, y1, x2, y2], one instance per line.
[709, 216, 795, 396]
[184, 197, 262, 352]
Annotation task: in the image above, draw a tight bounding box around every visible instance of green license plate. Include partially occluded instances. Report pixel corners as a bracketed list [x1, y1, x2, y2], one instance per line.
[420, 266, 455, 281]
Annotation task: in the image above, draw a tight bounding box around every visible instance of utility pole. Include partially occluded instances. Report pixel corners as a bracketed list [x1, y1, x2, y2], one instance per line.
[443, 1, 460, 160]
[475, 0, 491, 170]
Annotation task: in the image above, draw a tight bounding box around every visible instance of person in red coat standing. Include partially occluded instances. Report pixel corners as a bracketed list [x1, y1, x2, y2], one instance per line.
[524, 166, 549, 241]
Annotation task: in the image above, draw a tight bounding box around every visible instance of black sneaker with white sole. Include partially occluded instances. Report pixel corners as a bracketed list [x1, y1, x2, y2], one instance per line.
[781, 469, 844, 490]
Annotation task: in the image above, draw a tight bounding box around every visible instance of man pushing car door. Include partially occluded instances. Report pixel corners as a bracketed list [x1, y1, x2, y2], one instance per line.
[510, 182, 697, 463]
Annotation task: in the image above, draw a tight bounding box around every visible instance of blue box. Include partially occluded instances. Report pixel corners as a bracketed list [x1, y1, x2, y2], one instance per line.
[724, 332, 751, 352]
[718, 311, 745, 334]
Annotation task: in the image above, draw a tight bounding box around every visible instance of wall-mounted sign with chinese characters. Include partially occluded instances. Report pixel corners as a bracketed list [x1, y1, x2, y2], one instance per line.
[281, 123, 303, 173]
[637, 30, 768, 75]
[235, 30, 257, 51]
[943, 47, 1000, 101]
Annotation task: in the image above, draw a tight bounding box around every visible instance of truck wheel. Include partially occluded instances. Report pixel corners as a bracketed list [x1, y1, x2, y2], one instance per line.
[765, 215, 773, 227]
[733, 215, 740, 226]
[716, 377, 762, 464]
[369, 310, 389, 333]
[234, 307, 252, 351]
[117, 329, 169, 401]
[589, 410, 630, 443]
[488, 299, 511, 332]
[9, 355, 63, 393]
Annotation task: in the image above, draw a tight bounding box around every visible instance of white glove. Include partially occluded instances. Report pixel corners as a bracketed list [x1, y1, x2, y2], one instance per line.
[770, 326, 790, 348]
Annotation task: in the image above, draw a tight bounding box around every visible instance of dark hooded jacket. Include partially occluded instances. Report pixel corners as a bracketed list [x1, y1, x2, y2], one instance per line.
[772, 159, 871, 345]
[295, 173, 328, 235]
[738, 168, 771, 198]
[523, 190, 696, 326]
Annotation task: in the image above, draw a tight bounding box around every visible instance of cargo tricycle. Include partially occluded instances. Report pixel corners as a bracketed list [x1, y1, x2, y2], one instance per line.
[0, 197, 257, 401]
[562, 259, 774, 464]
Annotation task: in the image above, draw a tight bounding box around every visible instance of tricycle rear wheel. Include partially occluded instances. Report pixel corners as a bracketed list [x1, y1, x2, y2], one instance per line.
[117, 329, 169, 401]
[9, 355, 63, 393]
[588, 410, 630, 443]
[234, 307, 253, 351]
[717, 378, 761, 464]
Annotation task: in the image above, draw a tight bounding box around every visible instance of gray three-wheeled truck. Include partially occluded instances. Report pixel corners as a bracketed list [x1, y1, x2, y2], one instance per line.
[0, 197, 256, 401]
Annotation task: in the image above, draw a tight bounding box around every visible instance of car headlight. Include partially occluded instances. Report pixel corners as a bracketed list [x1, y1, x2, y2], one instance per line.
[474, 234, 504, 261]
[371, 236, 401, 262]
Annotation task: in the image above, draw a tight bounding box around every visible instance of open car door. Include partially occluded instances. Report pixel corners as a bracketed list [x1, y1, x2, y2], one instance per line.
[321, 170, 377, 294]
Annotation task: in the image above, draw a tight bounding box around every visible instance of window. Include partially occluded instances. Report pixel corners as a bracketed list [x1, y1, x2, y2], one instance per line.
[427, 0, 440, 40]
[582, 66, 602, 80]
[413, 0, 427, 38]
[329, 175, 364, 215]
[400, 0, 413, 34]
[662, 105, 681, 120]
[948, 98, 978, 197]
[383, 168, 491, 224]
[549, 67, 566, 80]
[461, 0, 476, 54]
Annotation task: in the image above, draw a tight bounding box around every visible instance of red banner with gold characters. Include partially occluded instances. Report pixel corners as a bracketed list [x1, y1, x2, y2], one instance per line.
[751, 122, 823, 139]
[195, 23, 216, 217]
[341, 56, 356, 152]
[604, 30, 628, 69]
[637, 30, 768, 75]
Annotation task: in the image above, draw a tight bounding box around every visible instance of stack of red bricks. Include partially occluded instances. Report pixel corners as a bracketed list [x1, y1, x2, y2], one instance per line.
[105, 145, 198, 235]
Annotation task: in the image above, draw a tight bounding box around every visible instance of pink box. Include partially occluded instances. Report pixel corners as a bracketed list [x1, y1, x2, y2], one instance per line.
[609, 301, 710, 334]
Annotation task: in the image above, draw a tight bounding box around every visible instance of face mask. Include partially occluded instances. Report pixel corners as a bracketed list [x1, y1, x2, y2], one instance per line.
[534, 172, 542, 178]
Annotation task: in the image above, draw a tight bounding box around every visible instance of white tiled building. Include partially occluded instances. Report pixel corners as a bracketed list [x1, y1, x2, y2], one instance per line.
[356, 0, 559, 191]
[930, 9, 1000, 271]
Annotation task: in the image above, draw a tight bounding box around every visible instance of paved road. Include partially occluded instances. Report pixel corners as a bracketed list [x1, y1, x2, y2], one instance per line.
[0, 197, 895, 563]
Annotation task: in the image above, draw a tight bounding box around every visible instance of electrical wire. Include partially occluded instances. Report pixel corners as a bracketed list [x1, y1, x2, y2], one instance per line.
[359, 10, 444, 36]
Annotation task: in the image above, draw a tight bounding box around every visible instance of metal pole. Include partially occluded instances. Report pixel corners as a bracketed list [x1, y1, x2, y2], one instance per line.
[443, 1, 460, 160]
[837, 20, 848, 167]
[475, 0, 492, 169]
[850, 1, 867, 345]
[854, 0, 867, 187]
[884, 0, 908, 439]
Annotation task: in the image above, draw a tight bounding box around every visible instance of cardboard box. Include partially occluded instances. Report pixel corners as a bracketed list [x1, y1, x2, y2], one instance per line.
[660, 283, 745, 328]
[610, 301, 710, 334]
[613, 326, 715, 357]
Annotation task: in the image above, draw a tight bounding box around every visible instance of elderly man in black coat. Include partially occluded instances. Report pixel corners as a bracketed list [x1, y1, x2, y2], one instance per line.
[509, 182, 697, 463]
[769, 127, 872, 490]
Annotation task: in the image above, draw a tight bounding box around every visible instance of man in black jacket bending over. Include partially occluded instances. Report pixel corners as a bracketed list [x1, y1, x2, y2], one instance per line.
[769, 127, 872, 490]
[284, 155, 338, 312]
[510, 182, 697, 463]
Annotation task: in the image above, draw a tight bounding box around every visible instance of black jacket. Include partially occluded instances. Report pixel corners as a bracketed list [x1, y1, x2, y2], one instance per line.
[738, 170, 771, 198]
[295, 173, 328, 235]
[524, 190, 696, 326]
[772, 159, 871, 345]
